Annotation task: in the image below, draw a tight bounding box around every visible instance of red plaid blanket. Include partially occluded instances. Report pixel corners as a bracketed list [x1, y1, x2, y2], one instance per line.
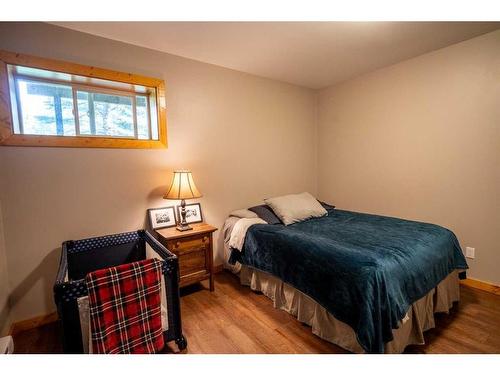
[86, 258, 164, 354]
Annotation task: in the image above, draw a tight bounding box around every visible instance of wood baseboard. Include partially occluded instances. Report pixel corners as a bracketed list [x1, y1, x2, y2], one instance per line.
[461, 278, 500, 296]
[9, 266, 226, 336]
[9, 312, 58, 336]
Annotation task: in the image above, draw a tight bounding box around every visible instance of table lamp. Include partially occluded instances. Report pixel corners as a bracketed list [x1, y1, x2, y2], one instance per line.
[164, 170, 202, 231]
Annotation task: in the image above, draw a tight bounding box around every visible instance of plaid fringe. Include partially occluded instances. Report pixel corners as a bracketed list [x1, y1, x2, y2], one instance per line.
[86, 258, 164, 354]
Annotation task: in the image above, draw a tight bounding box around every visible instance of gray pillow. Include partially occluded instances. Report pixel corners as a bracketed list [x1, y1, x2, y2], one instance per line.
[319, 201, 336, 211]
[248, 205, 282, 225]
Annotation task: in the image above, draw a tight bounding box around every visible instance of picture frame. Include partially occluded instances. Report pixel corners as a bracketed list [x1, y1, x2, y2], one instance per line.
[177, 202, 203, 224]
[148, 206, 177, 229]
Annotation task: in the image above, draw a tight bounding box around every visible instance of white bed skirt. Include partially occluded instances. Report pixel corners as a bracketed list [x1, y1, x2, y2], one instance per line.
[239, 265, 460, 353]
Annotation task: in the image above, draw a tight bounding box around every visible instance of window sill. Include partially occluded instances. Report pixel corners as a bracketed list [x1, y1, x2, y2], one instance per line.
[0, 133, 167, 149]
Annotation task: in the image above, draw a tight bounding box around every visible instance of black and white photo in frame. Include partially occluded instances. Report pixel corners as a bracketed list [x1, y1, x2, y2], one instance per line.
[148, 206, 177, 229]
[177, 202, 203, 224]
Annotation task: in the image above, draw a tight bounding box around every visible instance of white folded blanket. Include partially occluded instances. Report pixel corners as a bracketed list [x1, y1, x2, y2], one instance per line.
[229, 218, 266, 252]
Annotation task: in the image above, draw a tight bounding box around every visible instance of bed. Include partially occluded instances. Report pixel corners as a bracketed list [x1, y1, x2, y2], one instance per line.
[224, 206, 468, 353]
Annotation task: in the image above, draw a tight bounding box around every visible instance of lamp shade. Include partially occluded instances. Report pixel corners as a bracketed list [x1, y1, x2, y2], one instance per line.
[164, 170, 202, 200]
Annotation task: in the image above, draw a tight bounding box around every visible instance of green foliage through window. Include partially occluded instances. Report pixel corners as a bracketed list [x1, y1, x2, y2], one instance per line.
[14, 78, 156, 140]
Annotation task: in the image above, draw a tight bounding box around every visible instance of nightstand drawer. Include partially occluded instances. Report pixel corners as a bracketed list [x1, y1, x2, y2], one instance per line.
[167, 235, 209, 255]
[178, 249, 206, 275]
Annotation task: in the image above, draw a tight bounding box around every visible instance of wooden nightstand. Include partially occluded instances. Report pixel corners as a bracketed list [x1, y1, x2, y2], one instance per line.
[156, 223, 218, 291]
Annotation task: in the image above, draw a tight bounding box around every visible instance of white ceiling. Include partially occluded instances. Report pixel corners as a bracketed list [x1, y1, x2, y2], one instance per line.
[53, 22, 499, 89]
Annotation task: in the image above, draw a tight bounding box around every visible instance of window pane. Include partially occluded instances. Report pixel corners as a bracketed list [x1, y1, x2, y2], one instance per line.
[77, 91, 134, 137]
[136, 96, 149, 139]
[76, 91, 91, 135]
[149, 96, 159, 140]
[17, 80, 75, 136]
[94, 93, 133, 137]
[10, 66, 159, 142]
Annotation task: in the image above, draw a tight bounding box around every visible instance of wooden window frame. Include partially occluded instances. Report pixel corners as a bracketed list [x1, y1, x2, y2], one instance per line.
[0, 50, 167, 149]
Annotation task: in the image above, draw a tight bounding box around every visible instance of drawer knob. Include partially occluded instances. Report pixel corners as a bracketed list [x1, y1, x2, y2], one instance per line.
[203, 236, 208, 243]
[175, 241, 181, 248]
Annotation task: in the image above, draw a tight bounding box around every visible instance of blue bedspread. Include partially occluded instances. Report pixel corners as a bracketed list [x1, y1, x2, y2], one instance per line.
[229, 209, 468, 353]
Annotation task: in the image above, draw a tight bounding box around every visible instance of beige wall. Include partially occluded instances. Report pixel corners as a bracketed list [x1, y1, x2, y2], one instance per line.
[0, 201, 10, 335]
[0, 22, 317, 321]
[318, 30, 500, 285]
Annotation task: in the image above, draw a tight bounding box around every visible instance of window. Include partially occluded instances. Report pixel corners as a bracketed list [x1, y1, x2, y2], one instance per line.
[0, 50, 167, 148]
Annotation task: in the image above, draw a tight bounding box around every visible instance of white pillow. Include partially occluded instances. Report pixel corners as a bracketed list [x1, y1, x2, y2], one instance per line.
[264, 192, 327, 225]
[229, 209, 259, 219]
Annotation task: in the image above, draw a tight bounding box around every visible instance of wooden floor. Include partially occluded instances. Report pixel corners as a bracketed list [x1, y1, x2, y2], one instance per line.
[12, 271, 500, 354]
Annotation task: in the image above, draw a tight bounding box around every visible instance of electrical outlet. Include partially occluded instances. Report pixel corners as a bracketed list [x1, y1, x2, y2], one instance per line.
[465, 247, 475, 259]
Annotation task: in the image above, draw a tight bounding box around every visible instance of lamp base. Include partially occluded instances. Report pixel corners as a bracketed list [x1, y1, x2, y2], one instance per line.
[176, 199, 193, 231]
[176, 223, 193, 232]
